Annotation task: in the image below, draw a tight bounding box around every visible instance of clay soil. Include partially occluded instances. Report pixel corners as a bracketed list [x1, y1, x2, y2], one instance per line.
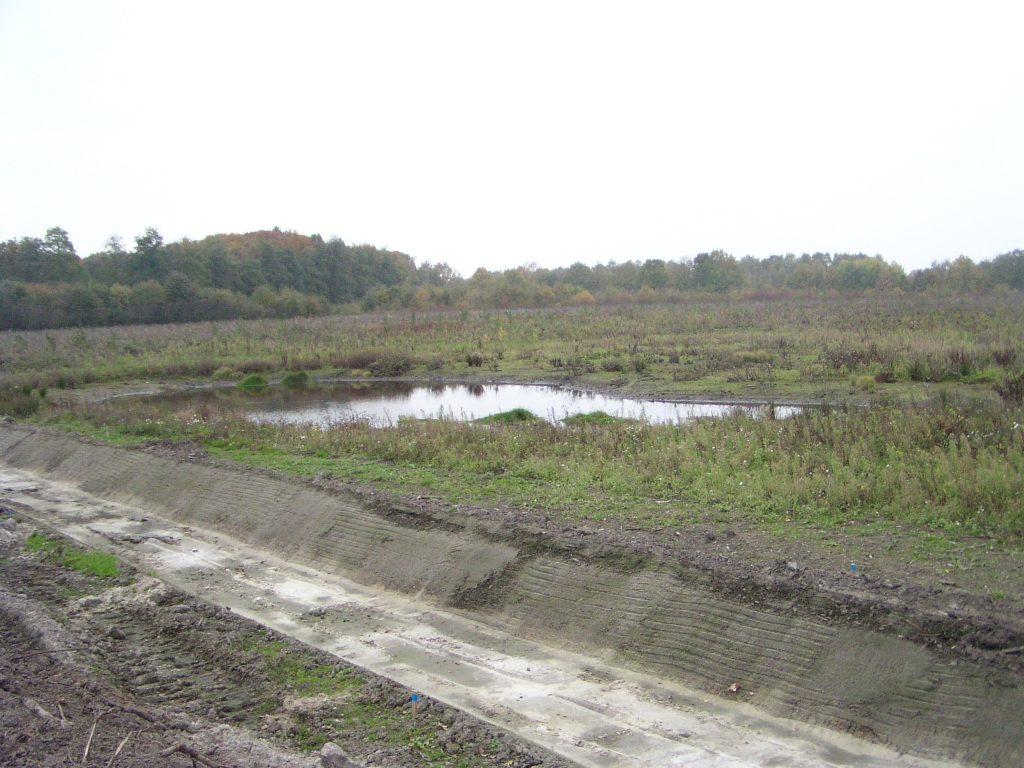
[0, 515, 576, 768]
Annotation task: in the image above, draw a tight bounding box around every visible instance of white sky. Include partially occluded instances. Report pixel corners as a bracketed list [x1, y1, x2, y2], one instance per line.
[1, 1, 1022, 276]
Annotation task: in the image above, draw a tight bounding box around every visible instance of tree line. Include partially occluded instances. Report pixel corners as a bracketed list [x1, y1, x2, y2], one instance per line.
[0, 227, 419, 330]
[1, 226, 1022, 330]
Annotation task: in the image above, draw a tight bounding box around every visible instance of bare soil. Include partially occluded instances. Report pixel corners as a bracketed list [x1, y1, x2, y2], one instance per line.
[0, 516, 575, 768]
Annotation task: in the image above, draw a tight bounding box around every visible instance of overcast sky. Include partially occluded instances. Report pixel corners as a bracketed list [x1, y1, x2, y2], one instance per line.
[1, 1, 1022, 276]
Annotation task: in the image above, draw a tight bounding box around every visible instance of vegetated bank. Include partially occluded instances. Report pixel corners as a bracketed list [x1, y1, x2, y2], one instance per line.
[45, 387, 1024, 543]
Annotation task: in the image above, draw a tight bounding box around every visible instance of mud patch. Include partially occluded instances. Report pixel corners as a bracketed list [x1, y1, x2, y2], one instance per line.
[0, 520, 574, 768]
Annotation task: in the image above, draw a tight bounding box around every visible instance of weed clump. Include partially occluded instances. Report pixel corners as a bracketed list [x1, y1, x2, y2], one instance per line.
[238, 374, 269, 391]
[330, 350, 384, 371]
[477, 408, 536, 424]
[562, 411, 622, 425]
[734, 351, 773, 365]
[995, 371, 1024, 404]
[26, 532, 120, 578]
[367, 355, 412, 377]
[281, 371, 310, 388]
[238, 359, 275, 374]
[852, 375, 876, 392]
[0, 384, 41, 417]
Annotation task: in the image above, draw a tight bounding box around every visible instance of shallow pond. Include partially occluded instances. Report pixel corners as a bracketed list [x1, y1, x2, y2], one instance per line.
[174, 381, 801, 426]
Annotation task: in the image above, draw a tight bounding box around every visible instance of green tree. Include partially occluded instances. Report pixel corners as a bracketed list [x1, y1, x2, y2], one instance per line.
[565, 262, 598, 292]
[130, 280, 165, 307]
[131, 227, 167, 283]
[638, 259, 669, 289]
[0, 228, 85, 283]
[41, 227, 86, 282]
[693, 250, 743, 292]
[991, 250, 1024, 290]
[164, 271, 198, 302]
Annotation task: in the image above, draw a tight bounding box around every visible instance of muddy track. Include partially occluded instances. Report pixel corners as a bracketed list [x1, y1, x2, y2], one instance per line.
[2, 423, 1024, 766]
[0, 518, 574, 768]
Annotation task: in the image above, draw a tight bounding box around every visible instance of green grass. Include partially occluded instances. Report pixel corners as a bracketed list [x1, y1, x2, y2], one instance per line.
[562, 410, 624, 425]
[475, 407, 536, 424]
[238, 374, 269, 391]
[281, 370, 310, 388]
[25, 532, 121, 577]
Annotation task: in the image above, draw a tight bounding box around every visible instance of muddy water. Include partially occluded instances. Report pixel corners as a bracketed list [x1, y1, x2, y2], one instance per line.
[155, 382, 802, 426]
[1, 467, 960, 768]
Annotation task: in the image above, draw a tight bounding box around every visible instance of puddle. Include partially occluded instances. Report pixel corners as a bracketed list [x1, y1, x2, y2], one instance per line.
[147, 382, 803, 426]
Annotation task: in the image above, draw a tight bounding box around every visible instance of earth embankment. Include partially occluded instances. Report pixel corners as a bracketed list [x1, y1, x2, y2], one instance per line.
[2, 425, 1022, 767]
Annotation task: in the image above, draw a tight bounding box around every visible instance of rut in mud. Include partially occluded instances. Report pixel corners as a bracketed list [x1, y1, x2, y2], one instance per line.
[2, 424, 1024, 767]
[0, 516, 574, 768]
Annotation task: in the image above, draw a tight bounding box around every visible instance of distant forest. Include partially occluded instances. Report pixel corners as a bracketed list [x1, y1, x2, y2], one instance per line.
[1, 226, 1022, 331]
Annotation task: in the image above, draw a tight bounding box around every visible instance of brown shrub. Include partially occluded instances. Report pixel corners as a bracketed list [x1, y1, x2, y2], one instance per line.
[238, 359, 275, 374]
[368, 354, 413, 377]
[330, 350, 384, 370]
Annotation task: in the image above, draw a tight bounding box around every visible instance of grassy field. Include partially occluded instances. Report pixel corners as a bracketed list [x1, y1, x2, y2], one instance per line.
[3, 293, 1024, 551]
[0, 293, 1021, 403]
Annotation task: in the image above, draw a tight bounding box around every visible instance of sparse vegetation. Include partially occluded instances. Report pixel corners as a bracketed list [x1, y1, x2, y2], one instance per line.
[1, 294, 1022, 402]
[229, 630, 514, 762]
[237, 635, 359, 698]
[25, 531, 120, 577]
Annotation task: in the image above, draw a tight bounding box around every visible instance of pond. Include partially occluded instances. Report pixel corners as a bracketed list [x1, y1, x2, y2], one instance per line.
[183, 381, 802, 426]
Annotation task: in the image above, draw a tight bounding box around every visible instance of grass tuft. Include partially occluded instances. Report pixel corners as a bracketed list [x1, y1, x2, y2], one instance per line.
[562, 410, 623, 425]
[476, 408, 536, 424]
[25, 532, 121, 577]
[281, 371, 310, 388]
[238, 374, 269, 391]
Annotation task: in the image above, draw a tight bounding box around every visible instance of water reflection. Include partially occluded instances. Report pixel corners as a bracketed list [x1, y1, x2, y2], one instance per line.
[212, 382, 803, 427]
